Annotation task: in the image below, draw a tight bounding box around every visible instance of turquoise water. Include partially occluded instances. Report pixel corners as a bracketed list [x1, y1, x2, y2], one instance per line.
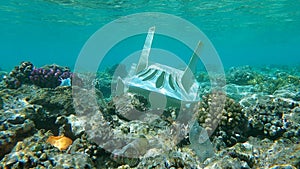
[1, 1, 300, 168]
[1, 0, 300, 70]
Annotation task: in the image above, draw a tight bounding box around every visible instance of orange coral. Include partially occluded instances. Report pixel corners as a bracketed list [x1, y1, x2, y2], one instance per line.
[46, 135, 72, 151]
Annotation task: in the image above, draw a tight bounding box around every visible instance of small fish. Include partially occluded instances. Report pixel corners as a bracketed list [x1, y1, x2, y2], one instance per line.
[59, 77, 71, 86]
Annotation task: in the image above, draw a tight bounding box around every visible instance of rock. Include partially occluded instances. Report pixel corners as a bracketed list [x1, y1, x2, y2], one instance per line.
[0, 129, 98, 168]
[205, 155, 250, 169]
[226, 66, 262, 86]
[0, 97, 3, 109]
[248, 137, 300, 168]
[225, 84, 255, 101]
[3, 62, 34, 89]
[27, 87, 74, 116]
[0, 111, 35, 159]
[50, 153, 93, 168]
[227, 142, 255, 168]
[269, 164, 297, 169]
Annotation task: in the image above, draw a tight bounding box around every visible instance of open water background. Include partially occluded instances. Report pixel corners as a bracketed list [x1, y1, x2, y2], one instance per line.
[0, 0, 299, 70]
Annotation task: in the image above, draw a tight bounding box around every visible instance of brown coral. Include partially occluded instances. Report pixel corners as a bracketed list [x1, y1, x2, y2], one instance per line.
[196, 92, 248, 147]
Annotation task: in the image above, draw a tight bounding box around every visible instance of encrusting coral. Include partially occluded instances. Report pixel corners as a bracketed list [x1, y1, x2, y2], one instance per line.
[46, 135, 73, 151]
[245, 96, 300, 140]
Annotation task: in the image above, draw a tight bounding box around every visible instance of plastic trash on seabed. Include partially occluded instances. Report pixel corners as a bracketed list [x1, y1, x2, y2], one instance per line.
[116, 26, 203, 108]
[189, 120, 214, 162]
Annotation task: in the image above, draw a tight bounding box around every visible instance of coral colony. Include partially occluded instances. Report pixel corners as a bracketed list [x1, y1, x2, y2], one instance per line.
[4, 62, 72, 89]
[46, 135, 73, 151]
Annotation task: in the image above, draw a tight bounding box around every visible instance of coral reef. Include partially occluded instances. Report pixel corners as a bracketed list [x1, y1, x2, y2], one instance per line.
[197, 92, 248, 147]
[26, 86, 74, 117]
[273, 84, 300, 101]
[245, 96, 300, 140]
[93, 64, 128, 99]
[29, 64, 72, 88]
[4, 62, 34, 89]
[246, 137, 299, 168]
[0, 130, 98, 168]
[256, 70, 300, 94]
[72, 86, 115, 150]
[225, 84, 255, 101]
[4, 62, 72, 89]
[0, 70, 6, 82]
[0, 63, 300, 168]
[113, 93, 149, 121]
[112, 136, 149, 167]
[94, 70, 113, 99]
[226, 66, 263, 85]
[138, 147, 201, 168]
[206, 137, 300, 168]
[0, 96, 3, 109]
[226, 65, 300, 95]
[0, 83, 76, 161]
[0, 110, 35, 159]
[0, 84, 74, 133]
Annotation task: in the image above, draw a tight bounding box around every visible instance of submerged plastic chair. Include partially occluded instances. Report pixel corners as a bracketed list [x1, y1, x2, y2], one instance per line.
[116, 26, 202, 107]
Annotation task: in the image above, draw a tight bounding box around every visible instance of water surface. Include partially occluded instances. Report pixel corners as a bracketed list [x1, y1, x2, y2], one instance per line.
[0, 0, 299, 70]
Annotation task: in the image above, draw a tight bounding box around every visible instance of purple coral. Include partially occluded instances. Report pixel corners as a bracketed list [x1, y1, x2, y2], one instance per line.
[4, 62, 73, 89]
[29, 65, 73, 88]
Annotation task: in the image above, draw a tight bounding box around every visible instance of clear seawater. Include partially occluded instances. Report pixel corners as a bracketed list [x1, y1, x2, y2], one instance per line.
[0, 0, 300, 71]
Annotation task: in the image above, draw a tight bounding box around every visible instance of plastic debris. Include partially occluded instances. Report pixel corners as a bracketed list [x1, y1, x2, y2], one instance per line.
[189, 120, 214, 162]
